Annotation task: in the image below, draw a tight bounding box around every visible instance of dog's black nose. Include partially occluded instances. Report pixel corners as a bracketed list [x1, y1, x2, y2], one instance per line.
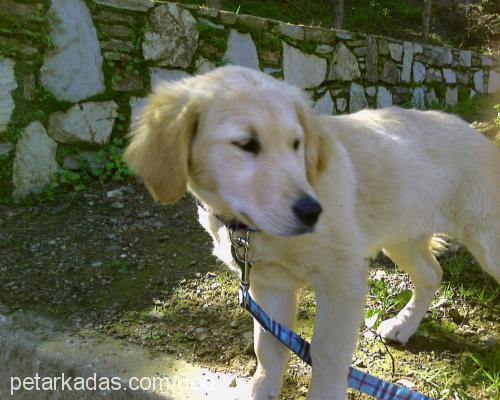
[292, 195, 322, 228]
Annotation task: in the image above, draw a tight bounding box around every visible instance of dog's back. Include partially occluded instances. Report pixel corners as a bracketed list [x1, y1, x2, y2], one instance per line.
[318, 106, 500, 279]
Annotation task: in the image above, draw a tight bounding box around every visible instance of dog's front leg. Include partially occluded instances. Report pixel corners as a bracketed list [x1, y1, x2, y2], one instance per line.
[249, 265, 300, 400]
[307, 260, 368, 400]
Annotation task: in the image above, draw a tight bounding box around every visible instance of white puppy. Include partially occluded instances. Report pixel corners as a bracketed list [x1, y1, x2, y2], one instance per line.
[124, 66, 500, 400]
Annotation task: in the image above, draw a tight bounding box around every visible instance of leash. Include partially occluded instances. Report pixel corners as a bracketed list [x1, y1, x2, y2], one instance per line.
[229, 226, 435, 400]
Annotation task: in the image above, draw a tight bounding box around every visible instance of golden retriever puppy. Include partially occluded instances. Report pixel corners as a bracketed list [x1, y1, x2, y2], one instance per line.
[124, 66, 500, 400]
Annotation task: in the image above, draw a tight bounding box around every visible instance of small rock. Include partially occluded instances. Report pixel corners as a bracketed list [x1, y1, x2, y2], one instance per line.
[480, 336, 496, 346]
[243, 331, 253, 341]
[111, 202, 125, 209]
[335, 97, 347, 112]
[91, 261, 102, 267]
[147, 310, 164, 322]
[373, 269, 386, 280]
[0, 143, 14, 156]
[431, 297, 449, 310]
[230, 320, 238, 328]
[106, 188, 124, 199]
[195, 327, 208, 335]
[210, 282, 221, 289]
[396, 378, 416, 389]
[229, 378, 237, 388]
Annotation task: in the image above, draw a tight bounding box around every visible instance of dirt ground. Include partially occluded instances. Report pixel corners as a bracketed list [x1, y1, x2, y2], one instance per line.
[0, 181, 498, 399]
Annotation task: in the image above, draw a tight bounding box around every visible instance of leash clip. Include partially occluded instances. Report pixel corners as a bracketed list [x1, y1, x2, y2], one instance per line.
[229, 226, 253, 307]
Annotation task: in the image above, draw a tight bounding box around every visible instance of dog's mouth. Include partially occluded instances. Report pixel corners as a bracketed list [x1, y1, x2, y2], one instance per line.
[238, 211, 317, 237]
[233, 212, 258, 230]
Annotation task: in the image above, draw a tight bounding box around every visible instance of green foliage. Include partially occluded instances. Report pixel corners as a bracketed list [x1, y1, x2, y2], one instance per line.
[43, 138, 132, 202]
[435, 0, 499, 50]
[366, 277, 413, 328]
[251, 30, 281, 52]
[428, 93, 498, 123]
[346, 0, 422, 38]
[108, 260, 130, 274]
[197, 22, 228, 53]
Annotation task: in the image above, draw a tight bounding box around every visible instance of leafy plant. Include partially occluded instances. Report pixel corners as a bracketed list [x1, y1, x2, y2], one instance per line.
[43, 138, 133, 201]
[366, 278, 412, 328]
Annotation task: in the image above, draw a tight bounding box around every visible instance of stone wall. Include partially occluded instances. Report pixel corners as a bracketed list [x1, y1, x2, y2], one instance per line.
[1, 0, 499, 201]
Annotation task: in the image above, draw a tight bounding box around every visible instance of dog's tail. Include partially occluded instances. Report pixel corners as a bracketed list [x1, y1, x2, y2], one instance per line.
[429, 234, 448, 255]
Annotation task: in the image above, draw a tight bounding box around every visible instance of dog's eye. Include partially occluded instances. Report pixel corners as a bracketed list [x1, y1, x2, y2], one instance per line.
[232, 138, 261, 155]
[293, 139, 301, 150]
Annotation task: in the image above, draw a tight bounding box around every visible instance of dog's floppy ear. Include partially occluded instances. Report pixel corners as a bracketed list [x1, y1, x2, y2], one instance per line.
[124, 81, 198, 203]
[294, 96, 329, 187]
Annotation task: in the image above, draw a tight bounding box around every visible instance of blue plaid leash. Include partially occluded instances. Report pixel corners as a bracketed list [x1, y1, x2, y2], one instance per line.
[229, 226, 435, 400]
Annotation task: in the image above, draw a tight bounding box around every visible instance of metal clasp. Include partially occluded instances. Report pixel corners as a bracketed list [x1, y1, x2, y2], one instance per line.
[229, 227, 253, 307]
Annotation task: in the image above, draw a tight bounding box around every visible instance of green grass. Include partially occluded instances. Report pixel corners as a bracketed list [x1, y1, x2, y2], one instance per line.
[443, 94, 499, 123]
[468, 349, 500, 397]
[439, 247, 499, 305]
[176, 0, 457, 46]
[344, 0, 423, 39]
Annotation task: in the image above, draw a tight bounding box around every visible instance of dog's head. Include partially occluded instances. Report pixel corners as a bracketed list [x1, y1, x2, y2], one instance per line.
[124, 66, 329, 236]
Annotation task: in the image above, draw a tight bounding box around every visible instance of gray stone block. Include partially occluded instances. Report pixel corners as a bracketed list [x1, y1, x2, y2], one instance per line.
[225, 30, 259, 70]
[41, 0, 104, 102]
[13, 122, 58, 199]
[142, 4, 199, 68]
[0, 58, 17, 133]
[283, 42, 326, 88]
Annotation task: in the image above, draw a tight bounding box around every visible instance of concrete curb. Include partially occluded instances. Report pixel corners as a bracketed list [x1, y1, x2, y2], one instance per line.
[0, 306, 250, 399]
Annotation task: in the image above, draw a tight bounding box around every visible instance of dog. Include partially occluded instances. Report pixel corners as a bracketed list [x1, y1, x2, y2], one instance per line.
[124, 66, 500, 400]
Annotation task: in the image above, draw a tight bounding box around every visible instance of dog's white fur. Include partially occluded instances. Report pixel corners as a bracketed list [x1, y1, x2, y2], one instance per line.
[125, 66, 500, 400]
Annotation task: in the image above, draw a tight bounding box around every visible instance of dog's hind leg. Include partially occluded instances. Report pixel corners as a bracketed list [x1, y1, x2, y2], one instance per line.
[461, 222, 500, 284]
[377, 236, 443, 344]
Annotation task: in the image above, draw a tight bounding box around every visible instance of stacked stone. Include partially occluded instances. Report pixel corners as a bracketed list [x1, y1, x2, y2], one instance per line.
[175, 3, 499, 115]
[1, 0, 499, 200]
[0, 0, 48, 139]
[0, 1, 50, 198]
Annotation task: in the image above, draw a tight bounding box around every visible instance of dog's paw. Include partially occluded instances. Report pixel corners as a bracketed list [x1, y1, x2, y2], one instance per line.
[376, 317, 417, 344]
[250, 373, 279, 400]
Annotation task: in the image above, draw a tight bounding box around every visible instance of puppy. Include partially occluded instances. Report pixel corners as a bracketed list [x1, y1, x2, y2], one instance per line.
[124, 66, 500, 400]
